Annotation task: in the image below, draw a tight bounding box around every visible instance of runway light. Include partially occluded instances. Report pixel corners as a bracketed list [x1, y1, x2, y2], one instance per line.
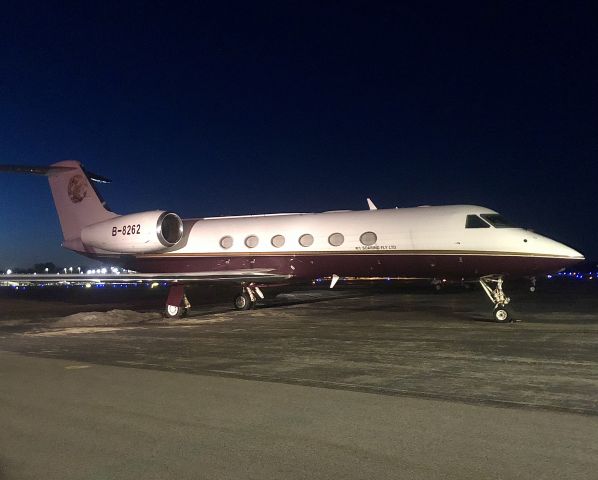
[101, 268, 107, 274]
[151, 282, 159, 288]
[85, 283, 92, 288]
[6, 269, 12, 275]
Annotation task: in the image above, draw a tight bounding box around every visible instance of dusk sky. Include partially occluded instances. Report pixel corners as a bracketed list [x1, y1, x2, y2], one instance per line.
[0, 1, 596, 268]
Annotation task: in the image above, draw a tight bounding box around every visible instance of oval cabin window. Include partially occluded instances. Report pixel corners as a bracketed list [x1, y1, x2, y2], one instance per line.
[245, 235, 259, 248]
[271, 235, 285, 248]
[298, 233, 314, 247]
[359, 231, 377, 246]
[328, 233, 344, 247]
[220, 236, 233, 249]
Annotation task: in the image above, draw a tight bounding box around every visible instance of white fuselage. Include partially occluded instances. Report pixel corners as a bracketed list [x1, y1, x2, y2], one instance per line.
[160, 205, 577, 258]
[122, 205, 582, 279]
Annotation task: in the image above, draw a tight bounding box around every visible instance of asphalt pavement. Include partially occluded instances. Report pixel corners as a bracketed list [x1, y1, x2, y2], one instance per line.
[1, 285, 598, 479]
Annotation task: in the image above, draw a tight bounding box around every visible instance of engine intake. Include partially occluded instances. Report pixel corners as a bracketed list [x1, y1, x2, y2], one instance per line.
[81, 210, 183, 254]
[157, 212, 184, 247]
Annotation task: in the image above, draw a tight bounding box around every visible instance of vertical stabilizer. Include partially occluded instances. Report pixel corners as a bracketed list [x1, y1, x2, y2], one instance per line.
[47, 160, 118, 249]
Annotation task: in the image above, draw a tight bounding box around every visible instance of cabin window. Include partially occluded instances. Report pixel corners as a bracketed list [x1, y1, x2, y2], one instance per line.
[245, 235, 259, 248]
[360, 231, 377, 246]
[220, 236, 233, 249]
[271, 235, 285, 248]
[465, 215, 490, 229]
[480, 214, 516, 228]
[328, 233, 344, 247]
[299, 233, 314, 247]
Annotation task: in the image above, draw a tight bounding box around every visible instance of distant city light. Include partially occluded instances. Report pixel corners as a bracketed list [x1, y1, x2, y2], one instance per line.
[6, 269, 12, 275]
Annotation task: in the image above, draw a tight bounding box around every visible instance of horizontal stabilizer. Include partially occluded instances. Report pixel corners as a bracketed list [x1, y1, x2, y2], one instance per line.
[0, 164, 76, 176]
[0, 164, 111, 183]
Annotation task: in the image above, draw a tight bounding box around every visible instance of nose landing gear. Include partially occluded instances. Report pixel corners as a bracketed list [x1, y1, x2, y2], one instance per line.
[479, 276, 514, 323]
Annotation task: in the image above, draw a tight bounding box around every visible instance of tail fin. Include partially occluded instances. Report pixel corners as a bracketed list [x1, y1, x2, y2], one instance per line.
[0, 160, 118, 251]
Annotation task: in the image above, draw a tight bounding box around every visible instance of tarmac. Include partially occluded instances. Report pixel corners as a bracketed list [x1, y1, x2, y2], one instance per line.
[1, 282, 598, 479]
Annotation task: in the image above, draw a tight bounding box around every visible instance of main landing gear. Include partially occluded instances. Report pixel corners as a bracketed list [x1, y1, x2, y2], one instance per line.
[479, 276, 515, 323]
[163, 284, 266, 317]
[233, 284, 264, 310]
[164, 284, 191, 318]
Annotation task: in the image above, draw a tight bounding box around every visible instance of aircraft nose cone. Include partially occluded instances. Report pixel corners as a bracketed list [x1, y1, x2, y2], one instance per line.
[556, 243, 584, 260]
[547, 239, 584, 265]
[530, 234, 584, 263]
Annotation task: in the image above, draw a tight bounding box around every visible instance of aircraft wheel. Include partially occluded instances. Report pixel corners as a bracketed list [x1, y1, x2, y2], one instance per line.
[164, 304, 187, 318]
[493, 304, 511, 323]
[234, 292, 253, 310]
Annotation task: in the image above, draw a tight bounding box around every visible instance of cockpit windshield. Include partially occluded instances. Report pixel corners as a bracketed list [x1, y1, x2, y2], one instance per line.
[465, 215, 490, 228]
[479, 214, 517, 228]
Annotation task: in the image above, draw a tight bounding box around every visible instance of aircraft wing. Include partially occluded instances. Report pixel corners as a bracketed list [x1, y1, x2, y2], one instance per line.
[0, 270, 292, 286]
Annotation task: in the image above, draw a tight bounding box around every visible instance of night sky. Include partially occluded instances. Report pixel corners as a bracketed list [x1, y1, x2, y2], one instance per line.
[1, 1, 596, 268]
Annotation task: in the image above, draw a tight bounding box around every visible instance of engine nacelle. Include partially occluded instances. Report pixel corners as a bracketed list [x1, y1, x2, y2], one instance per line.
[81, 210, 183, 254]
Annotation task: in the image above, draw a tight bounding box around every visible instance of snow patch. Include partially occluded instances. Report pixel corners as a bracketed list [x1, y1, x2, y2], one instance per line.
[53, 309, 159, 327]
[28, 326, 129, 336]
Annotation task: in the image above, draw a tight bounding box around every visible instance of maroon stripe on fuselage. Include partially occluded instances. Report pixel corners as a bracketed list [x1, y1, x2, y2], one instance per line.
[103, 253, 582, 280]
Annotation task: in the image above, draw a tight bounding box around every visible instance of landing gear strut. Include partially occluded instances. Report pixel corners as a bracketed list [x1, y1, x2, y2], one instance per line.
[164, 284, 191, 318]
[529, 276, 537, 293]
[234, 284, 264, 310]
[479, 276, 514, 323]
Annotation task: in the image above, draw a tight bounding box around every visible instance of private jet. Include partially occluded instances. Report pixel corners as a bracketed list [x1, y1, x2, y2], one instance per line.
[0, 161, 584, 322]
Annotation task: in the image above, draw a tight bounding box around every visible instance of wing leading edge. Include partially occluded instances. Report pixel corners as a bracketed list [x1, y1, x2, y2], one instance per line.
[0, 270, 292, 286]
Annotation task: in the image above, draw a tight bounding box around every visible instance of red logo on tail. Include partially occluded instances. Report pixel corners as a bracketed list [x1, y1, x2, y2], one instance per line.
[67, 174, 88, 204]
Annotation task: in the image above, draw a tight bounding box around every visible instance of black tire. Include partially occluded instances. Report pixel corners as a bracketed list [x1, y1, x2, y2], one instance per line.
[234, 293, 253, 310]
[493, 304, 511, 323]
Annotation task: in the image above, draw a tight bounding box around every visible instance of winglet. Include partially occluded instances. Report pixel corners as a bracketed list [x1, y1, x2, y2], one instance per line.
[366, 198, 377, 210]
